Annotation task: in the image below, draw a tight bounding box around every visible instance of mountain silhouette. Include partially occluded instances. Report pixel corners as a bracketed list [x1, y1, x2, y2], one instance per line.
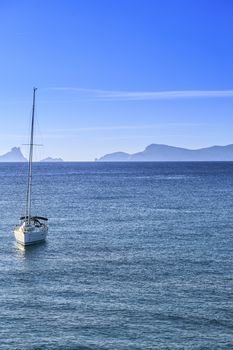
[98, 144, 233, 161]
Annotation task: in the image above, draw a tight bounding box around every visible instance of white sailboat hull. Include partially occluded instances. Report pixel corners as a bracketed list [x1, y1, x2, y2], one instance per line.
[14, 224, 48, 246]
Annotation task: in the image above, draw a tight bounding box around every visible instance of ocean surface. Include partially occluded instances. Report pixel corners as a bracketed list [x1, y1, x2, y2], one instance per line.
[1, 162, 233, 349]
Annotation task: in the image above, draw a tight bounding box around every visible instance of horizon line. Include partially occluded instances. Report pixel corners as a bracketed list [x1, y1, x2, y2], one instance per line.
[2, 142, 233, 162]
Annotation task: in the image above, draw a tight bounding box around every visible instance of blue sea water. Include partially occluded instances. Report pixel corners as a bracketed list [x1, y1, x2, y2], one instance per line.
[1, 162, 233, 349]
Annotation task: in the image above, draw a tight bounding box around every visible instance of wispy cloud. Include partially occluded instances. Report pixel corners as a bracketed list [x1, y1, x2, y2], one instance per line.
[48, 122, 207, 134]
[45, 87, 233, 101]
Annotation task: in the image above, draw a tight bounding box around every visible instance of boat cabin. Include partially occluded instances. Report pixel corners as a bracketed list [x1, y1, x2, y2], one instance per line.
[20, 216, 48, 227]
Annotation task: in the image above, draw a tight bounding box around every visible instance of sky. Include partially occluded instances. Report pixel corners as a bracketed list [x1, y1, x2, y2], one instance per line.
[0, 0, 233, 160]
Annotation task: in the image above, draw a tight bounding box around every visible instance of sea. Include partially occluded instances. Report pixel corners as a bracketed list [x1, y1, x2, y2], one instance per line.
[1, 162, 233, 350]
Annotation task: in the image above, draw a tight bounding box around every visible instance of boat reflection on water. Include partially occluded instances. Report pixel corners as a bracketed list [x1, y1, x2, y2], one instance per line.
[16, 240, 47, 259]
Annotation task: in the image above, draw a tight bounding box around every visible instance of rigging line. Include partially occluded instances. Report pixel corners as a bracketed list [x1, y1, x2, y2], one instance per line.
[25, 87, 36, 224]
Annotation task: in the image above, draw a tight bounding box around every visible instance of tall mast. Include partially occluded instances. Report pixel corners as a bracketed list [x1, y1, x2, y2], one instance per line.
[25, 87, 37, 224]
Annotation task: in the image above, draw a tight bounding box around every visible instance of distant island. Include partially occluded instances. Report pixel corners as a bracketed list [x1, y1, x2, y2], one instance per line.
[40, 157, 64, 162]
[0, 147, 64, 162]
[98, 144, 233, 161]
[0, 147, 27, 162]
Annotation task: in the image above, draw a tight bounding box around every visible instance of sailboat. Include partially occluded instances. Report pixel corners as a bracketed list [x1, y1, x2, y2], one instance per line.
[14, 87, 48, 245]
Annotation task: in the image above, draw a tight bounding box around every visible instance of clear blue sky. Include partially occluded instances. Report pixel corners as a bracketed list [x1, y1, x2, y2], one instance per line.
[1, 0, 233, 160]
